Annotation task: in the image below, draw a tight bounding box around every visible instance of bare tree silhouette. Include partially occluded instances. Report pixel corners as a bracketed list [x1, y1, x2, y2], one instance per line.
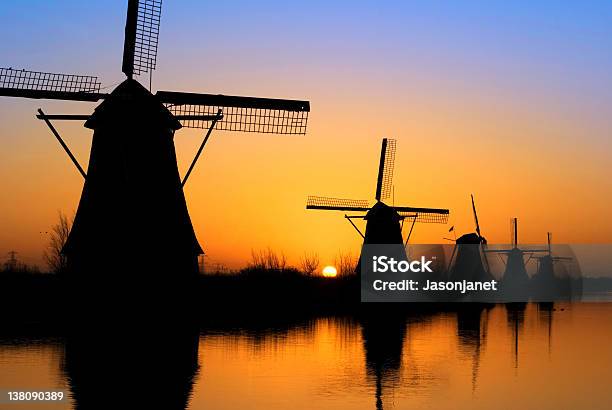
[43, 212, 72, 273]
[249, 248, 288, 272]
[299, 252, 320, 276]
[335, 252, 357, 277]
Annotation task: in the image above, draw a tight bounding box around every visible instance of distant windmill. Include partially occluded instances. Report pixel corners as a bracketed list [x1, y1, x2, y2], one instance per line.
[0, 0, 310, 280]
[448, 195, 493, 286]
[535, 233, 573, 275]
[306, 138, 449, 263]
[486, 218, 546, 299]
[531, 232, 576, 301]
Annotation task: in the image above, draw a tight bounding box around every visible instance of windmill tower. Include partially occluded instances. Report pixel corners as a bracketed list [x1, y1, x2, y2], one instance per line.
[0, 1, 310, 283]
[306, 138, 449, 269]
[448, 195, 494, 287]
[534, 233, 571, 281]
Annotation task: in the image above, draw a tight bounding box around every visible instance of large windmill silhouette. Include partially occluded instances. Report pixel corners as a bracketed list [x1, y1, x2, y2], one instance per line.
[306, 138, 449, 267]
[0, 1, 310, 281]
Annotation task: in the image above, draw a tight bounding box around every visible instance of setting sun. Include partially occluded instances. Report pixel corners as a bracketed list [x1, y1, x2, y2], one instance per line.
[322, 266, 337, 278]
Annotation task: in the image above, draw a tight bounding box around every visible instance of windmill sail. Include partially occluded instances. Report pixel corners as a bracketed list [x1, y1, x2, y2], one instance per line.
[471, 194, 481, 237]
[122, 0, 162, 77]
[375, 138, 396, 201]
[0, 68, 103, 101]
[157, 91, 310, 134]
[306, 196, 369, 212]
[511, 217, 518, 248]
[394, 206, 449, 224]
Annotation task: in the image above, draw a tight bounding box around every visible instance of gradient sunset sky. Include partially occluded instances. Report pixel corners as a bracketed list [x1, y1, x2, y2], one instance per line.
[1, 0, 611, 270]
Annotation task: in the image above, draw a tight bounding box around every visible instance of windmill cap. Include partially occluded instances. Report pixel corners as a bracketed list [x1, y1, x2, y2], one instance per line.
[365, 201, 401, 221]
[85, 79, 181, 131]
[456, 232, 485, 244]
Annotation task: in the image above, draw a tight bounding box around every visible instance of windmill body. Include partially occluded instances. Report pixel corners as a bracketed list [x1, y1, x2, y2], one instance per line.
[502, 248, 531, 289]
[448, 195, 494, 300]
[64, 79, 202, 278]
[531, 233, 576, 301]
[534, 255, 555, 282]
[499, 220, 535, 299]
[450, 232, 493, 284]
[363, 202, 404, 246]
[486, 218, 544, 301]
[531, 255, 573, 300]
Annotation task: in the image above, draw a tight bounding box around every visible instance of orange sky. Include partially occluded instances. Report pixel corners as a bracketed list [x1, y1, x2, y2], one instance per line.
[1, 1, 611, 271]
[1, 93, 611, 270]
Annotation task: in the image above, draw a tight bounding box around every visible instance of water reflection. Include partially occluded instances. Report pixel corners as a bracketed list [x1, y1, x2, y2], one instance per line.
[505, 303, 527, 368]
[537, 302, 554, 355]
[360, 311, 407, 410]
[2, 304, 612, 409]
[456, 304, 492, 391]
[62, 323, 199, 409]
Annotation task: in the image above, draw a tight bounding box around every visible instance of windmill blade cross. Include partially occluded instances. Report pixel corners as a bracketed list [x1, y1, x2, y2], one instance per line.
[157, 91, 310, 134]
[375, 138, 396, 201]
[0, 68, 103, 101]
[306, 196, 369, 212]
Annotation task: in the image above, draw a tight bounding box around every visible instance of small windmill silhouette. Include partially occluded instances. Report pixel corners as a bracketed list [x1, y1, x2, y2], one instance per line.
[531, 232, 577, 301]
[448, 195, 493, 282]
[0, 0, 310, 279]
[533, 233, 573, 278]
[306, 138, 449, 252]
[485, 218, 547, 300]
